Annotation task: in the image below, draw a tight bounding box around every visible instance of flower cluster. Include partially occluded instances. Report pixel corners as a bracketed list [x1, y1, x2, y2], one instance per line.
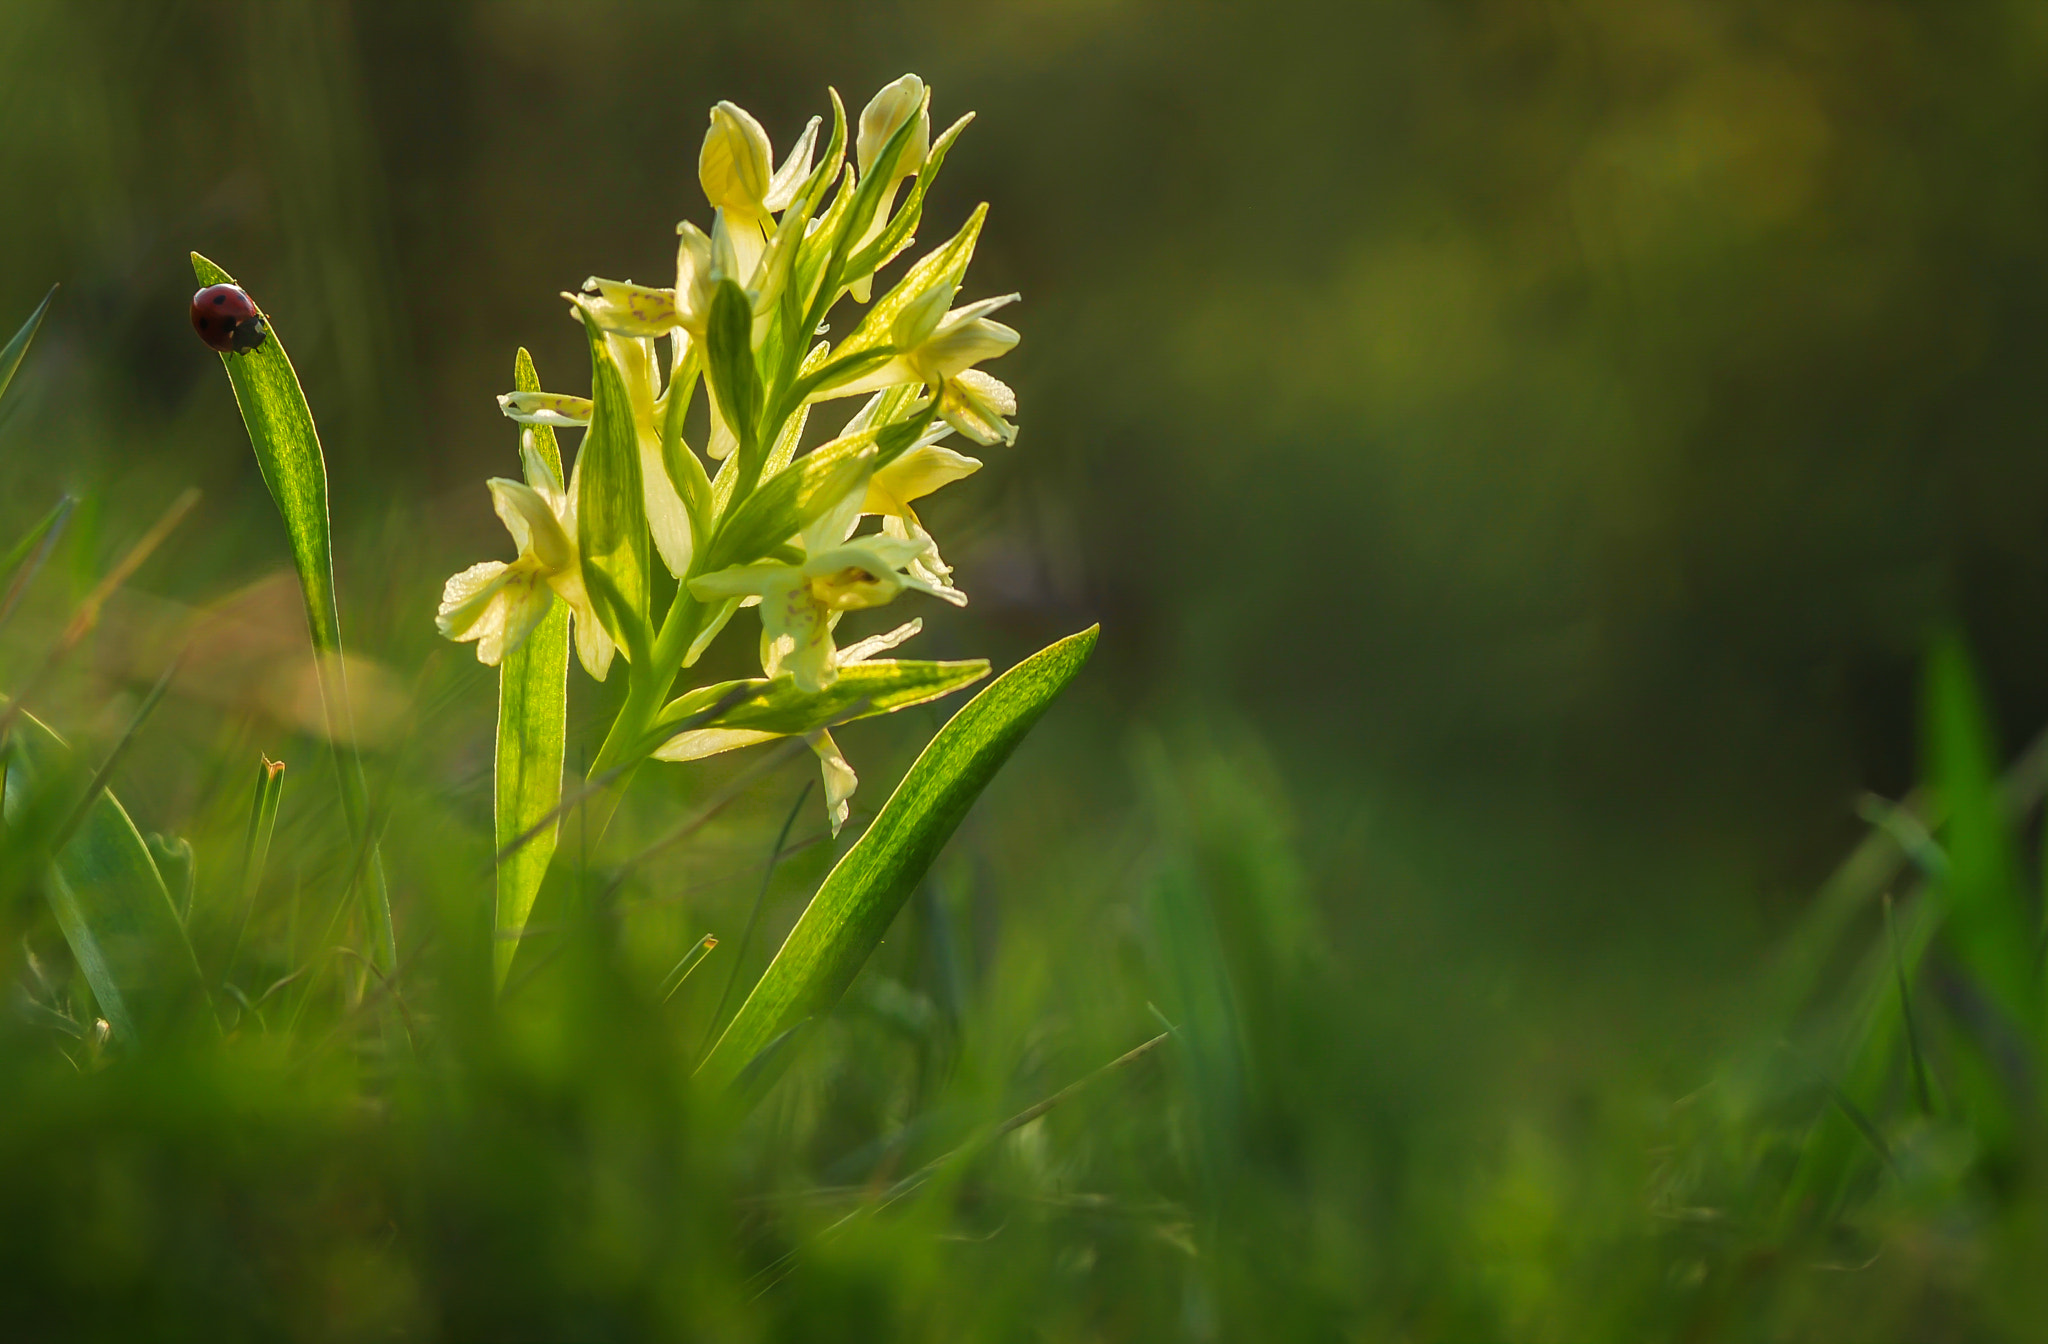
[439, 76, 1016, 833]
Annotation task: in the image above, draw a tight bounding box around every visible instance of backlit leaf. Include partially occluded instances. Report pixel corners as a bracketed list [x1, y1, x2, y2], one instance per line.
[697, 625, 1096, 1098]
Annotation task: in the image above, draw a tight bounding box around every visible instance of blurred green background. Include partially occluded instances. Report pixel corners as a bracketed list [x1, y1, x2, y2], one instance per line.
[7, 0, 2048, 1337]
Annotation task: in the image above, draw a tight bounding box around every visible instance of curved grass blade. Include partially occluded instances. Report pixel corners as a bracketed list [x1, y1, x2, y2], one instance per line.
[0, 495, 75, 637]
[4, 711, 209, 1047]
[1924, 634, 2035, 1025]
[189, 252, 395, 972]
[697, 624, 1097, 1096]
[0, 284, 56, 408]
[495, 349, 571, 991]
[660, 934, 719, 1005]
[702, 782, 812, 1052]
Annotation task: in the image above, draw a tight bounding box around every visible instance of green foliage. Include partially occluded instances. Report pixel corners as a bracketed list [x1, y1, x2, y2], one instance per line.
[4, 713, 206, 1046]
[835, 205, 986, 362]
[702, 442, 874, 574]
[699, 624, 1096, 1097]
[21, 12, 2048, 1338]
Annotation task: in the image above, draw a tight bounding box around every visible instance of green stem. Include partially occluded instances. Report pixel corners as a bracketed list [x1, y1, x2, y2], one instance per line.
[585, 585, 708, 833]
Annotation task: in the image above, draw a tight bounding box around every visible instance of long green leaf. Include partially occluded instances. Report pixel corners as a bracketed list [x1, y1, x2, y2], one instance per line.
[656, 658, 990, 748]
[4, 711, 208, 1046]
[697, 625, 1097, 1095]
[189, 253, 395, 972]
[0, 284, 56, 408]
[495, 349, 571, 990]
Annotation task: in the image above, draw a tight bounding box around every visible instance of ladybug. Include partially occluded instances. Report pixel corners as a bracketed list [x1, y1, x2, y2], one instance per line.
[190, 283, 269, 354]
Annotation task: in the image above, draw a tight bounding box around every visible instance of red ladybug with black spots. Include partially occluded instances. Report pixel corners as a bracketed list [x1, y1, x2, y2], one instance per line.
[190, 283, 269, 354]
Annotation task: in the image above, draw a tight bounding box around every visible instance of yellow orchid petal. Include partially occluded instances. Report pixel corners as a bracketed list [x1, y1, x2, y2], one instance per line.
[865, 444, 981, 515]
[438, 561, 513, 644]
[763, 115, 823, 212]
[574, 278, 679, 336]
[806, 729, 858, 836]
[938, 369, 1018, 446]
[701, 101, 773, 216]
[498, 391, 591, 427]
[487, 478, 574, 573]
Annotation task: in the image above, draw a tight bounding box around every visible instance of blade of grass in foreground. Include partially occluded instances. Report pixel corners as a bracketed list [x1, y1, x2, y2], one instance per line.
[227, 755, 286, 983]
[0, 284, 56, 407]
[189, 252, 395, 973]
[697, 625, 1098, 1097]
[494, 348, 570, 991]
[4, 712, 209, 1046]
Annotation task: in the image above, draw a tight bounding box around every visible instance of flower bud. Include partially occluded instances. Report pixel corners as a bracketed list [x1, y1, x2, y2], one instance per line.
[858, 75, 931, 181]
[700, 101, 773, 215]
[889, 279, 958, 351]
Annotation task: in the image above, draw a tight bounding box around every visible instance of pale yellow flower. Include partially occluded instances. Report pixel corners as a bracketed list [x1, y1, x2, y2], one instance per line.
[822, 289, 1020, 445]
[863, 442, 981, 583]
[437, 440, 615, 680]
[700, 100, 820, 284]
[652, 619, 925, 835]
[497, 314, 696, 580]
[688, 475, 964, 694]
[848, 75, 933, 303]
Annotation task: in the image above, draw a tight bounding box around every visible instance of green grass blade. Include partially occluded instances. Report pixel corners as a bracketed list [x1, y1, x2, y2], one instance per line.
[0, 284, 56, 408]
[227, 755, 286, 981]
[1919, 634, 2036, 1148]
[1923, 634, 2035, 1026]
[1884, 893, 1935, 1116]
[660, 934, 720, 1005]
[5, 712, 209, 1046]
[495, 349, 572, 991]
[0, 495, 73, 584]
[0, 495, 76, 636]
[50, 651, 183, 854]
[697, 624, 1098, 1096]
[189, 252, 395, 973]
[703, 782, 812, 1052]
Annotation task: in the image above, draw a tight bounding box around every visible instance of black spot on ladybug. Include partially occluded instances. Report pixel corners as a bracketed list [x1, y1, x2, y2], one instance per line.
[190, 283, 269, 355]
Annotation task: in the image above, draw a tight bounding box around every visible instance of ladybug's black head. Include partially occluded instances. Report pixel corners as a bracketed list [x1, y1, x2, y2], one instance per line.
[190, 283, 266, 355]
[228, 316, 269, 354]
